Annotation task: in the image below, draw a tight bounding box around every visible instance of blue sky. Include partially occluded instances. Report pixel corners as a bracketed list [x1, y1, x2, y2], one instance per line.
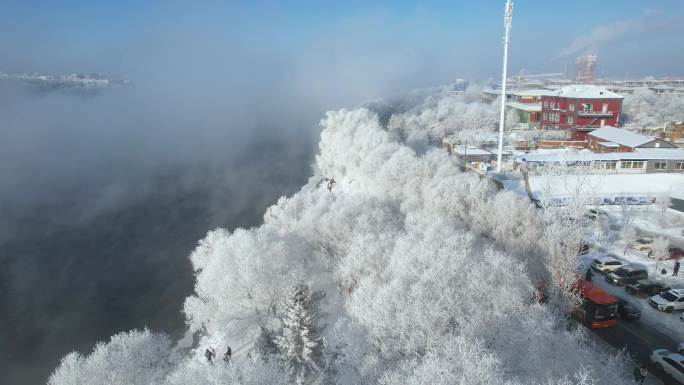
[1, 1, 683, 90]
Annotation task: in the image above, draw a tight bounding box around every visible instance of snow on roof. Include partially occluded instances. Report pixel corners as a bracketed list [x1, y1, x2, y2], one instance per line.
[548, 84, 623, 99]
[452, 147, 493, 156]
[650, 85, 675, 90]
[633, 148, 684, 160]
[589, 126, 655, 148]
[506, 101, 541, 112]
[519, 148, 684, 162]
[598, 141, 620, 148]
[512, 89, 556, 97]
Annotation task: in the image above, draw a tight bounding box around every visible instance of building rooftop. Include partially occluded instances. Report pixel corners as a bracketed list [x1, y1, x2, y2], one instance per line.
[453, 147, 493, 156]
[633, 148, 684, 160]
[549, 84, 624, 99]
[589, 126, 655, 148]
[506, 101, 541, 112]
[518, 148, 684, 163]
[512, 89, 556, 97]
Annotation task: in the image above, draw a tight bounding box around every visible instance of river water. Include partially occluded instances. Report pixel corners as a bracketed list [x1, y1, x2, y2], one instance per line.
[0, 82, 314, 384]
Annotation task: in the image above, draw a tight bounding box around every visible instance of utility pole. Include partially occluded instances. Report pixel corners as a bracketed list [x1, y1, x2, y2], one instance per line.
[496, 0, 513, 172]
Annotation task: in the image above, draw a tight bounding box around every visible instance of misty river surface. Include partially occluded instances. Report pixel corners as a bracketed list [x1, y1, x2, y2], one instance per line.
[0, 83, 315, 385]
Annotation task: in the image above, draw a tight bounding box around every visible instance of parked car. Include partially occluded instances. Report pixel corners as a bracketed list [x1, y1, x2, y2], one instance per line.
[629, 236, 654, 252]
[651, 349, 684, 383]
[625, 280, 672, 298]
[605, 266, 648, 286]
[585, 208, 607, 220]
[591, 256, 623, 273]
[669, 248, 684, 260]
[602, 197, 615, 205]
[616, 298, 641, 320]
[649, 289, 684, 312]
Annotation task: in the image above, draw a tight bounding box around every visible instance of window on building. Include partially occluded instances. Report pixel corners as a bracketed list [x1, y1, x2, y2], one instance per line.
[655, 161, 668, 170]
[543, 112, 547, 120]
[583, 103, 592, 112]
[675, 162, 684, 170]
[622, 161, 644, 169]
[568, 115, 574, 125]
[569, 103, 575, 111]
[605, 161, 617, 170]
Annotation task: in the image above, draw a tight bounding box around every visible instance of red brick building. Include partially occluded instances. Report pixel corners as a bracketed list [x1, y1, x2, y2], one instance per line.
[540, 85, 623, 140]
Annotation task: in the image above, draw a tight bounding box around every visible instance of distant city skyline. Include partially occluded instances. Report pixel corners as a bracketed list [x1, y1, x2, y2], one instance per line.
[1, 1, 683, 98]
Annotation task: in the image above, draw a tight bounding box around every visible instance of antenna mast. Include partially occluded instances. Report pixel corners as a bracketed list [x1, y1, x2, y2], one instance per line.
[496, 0, 513, 172]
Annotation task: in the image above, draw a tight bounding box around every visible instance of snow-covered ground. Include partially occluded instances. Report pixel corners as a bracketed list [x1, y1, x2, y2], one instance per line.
[500, 170, 684, 199]
[528, 173, 684, 200]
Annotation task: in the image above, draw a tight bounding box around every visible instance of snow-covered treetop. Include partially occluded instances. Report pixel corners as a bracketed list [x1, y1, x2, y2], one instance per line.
[49, 87, 634, 385]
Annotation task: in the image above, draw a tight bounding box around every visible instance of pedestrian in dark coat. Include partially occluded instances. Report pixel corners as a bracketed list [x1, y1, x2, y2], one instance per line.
[205, 346, 215, 364]
[585, 268, 593, 282]
[223, 346, 232, 363]
[638, 365, 648, 384]
[674, 260, 681, 276]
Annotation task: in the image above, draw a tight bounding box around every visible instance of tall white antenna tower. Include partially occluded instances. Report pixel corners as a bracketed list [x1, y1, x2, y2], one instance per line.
[496, 0, 513, 172]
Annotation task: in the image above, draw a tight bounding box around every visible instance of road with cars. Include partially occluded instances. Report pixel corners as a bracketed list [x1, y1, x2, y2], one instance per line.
[571, 205, 684, 382]
[593, 317, 679, 384]
[588, 254, 684, 384]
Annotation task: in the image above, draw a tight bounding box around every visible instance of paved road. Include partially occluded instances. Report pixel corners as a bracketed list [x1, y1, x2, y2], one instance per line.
[592, 317, 680, 384]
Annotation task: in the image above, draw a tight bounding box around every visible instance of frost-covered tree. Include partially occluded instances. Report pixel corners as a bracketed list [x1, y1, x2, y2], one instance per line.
[386, 113, 407, 142]
[655, 191, 672, 225]
[534, 162, 601, 305]
[622, 88, 684, 129]
[49, 87, 637, 385]
[183, 226, 316, 338]
[276, 283, 324, 384]
[254, 326, 279, 358]
[48, 329, 172, 385]
[653, 236, 670, 273]
[620, 206, 638, 255]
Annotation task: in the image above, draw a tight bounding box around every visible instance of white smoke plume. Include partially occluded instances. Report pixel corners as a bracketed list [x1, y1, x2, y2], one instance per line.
[556, 10, 677, 58]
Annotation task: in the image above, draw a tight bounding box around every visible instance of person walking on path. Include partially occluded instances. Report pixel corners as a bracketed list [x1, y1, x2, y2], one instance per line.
[673, 260, 680, 276]
[223, 346, 232, 363]
[585, 267, 593, 282]
[633, 365, 647, 384]
[205, 346, 216, 364]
